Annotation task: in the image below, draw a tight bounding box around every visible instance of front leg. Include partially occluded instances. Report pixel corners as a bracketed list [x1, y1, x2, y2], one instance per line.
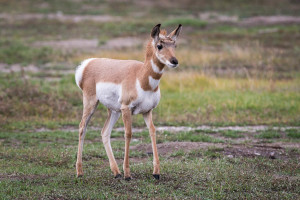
[143, 110, 160, 180]
[121, 105, 132, 180]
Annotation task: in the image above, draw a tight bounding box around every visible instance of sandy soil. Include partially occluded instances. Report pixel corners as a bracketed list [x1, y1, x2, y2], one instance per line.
[100, 37, 143, 50]
[32, 36, 143, 52]
[131, 141, 299, 160]
[0, 13, 120, 23]
[33, 125, 299, 134]
[198, 12, 300, 25]
[240, 15, 300, 26]
[131, 141, 225, 155]
[33, 39, 99, 50]
[0, 63, 40, 73]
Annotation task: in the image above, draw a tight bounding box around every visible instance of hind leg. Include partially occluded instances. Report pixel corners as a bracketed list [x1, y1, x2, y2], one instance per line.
[76, 94, 98, 177]
[101, 109, 121, 177]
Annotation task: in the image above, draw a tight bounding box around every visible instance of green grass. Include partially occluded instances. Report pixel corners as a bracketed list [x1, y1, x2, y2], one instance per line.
[0, 129, 299, 199]
[1, 73, 299, 131]
[170, 149, 185, 157]
[0, 39, 57, 65]
[171, 131, 223, 143]
[256, 131, 282, 139]
[221, 130, 244, 138]
[158, 74, 300, 125]
[1, 157, 298, 199]
[286, 129, 300, 139]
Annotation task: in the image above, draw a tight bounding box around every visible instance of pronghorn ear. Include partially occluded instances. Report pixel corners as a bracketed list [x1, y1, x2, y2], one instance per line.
[151, 24, 161, 43]
[168, 24, 182, 41]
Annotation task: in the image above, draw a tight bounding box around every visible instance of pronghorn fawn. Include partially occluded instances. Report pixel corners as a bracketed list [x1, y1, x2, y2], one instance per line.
[75, 24, 182, 180]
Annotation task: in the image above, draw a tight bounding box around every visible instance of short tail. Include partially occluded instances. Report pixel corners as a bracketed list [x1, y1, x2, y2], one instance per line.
[75, 58, 96, 90]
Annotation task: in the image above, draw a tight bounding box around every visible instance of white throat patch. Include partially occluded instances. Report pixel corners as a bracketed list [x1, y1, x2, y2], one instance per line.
[151, 59, 164, 74]
[148, 76, 160, 90]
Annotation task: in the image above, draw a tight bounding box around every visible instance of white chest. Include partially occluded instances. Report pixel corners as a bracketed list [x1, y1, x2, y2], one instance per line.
[130, 80, 161, 115]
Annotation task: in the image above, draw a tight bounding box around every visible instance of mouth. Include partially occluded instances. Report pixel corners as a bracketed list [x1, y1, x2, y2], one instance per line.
[166, 61, 178, 68]
[167, 63, 178, 68]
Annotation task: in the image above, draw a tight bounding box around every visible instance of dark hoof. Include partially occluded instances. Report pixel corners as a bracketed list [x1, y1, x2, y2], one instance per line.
[114, 174, 122, 179]
[77, 174, 83, 178]
[153, 174, 160, 180]
[125, 177, 132, 181]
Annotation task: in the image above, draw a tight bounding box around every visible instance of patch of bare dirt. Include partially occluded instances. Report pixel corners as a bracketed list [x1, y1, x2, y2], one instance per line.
[33, 36, 142, 51]
[273, 174, 300, 182]
[33, 39, 99, 51]
[131, 141, 299, 160]
[0, 63, 40, 73]
[268, 142, 300, 149]
[198, 12, 238, 23]
[198, 13, 300, 26]
[131, 142, 225, 155]
[240, 16, 300, 26]
[0, 13, 120, 23]
[0, 174, 51, 181]
[197, 13, 300, 26]
[0, 63, 75, 77]
[223, 144, 299, 160]
[100, 37, 143, 50]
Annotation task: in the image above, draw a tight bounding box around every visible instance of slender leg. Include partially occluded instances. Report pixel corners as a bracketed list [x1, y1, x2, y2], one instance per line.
[143, 110, 160, 180]
[121, 105, 132, 180]
[101, 109, 121, 177]
[76, 95, 98, 177]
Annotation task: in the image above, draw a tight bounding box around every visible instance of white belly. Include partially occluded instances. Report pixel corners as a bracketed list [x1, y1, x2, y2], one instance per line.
[96, 82, 122, 111]
[96, 80, 160, 115]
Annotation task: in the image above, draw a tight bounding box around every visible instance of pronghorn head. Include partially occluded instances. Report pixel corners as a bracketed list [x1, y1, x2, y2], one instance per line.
[151, 24, 182, 68]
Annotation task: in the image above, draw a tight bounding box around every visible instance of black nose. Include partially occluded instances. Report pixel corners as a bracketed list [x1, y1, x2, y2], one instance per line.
[170, 57, 178, 65]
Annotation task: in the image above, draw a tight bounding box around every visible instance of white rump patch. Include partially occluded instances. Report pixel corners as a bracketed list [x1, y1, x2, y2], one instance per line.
[151, 59, 164, 74]
[75, 58, 97, 89]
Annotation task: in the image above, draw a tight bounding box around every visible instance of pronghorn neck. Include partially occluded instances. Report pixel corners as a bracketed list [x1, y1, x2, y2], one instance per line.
[144, 39, 165, 70]
[144, 55, 165, 75]
[138, 39, 165, 91]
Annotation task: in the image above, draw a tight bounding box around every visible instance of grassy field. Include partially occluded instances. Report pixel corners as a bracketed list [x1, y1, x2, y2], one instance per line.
[1, 127, 300, 199]
[0, 0, 300, 199]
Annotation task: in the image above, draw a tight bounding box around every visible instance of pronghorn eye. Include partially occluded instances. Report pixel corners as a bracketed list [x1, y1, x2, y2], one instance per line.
[157, 44, 163, 50]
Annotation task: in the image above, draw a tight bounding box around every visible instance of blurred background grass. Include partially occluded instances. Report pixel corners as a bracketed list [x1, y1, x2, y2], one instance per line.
[0, 0, 299, 130]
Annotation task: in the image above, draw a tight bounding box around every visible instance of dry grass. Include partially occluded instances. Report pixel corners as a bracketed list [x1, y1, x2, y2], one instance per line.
[161, 71, 298, 92]
[71, 41, 298, 79]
